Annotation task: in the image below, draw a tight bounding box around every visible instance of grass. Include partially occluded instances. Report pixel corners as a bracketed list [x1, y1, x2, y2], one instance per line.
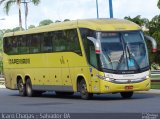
[151, 84, 160, 89]
[151, 74, 160, 89]
[151, 75, 160, 79]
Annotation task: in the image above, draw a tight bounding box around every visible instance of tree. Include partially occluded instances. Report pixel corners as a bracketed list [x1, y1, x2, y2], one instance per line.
[64, 19, 70, 22]
[4, 29, 12, 33]
[0, 0, 40, 30]
[124, 15, 160, 65]
[124, 15, 149, 27]
[12, 26, 24, 31]
[148, 15, 160, 64]
[23, 0, 40, 29]
[0, 30, 4, 41]
[158, 0, 160, 9]
[149, 15, 160, 35]
[39, 19, 53, 26]
[55, 20, 61, 23]
[28, 25, 36, 29]
[0, 0, 23, 30]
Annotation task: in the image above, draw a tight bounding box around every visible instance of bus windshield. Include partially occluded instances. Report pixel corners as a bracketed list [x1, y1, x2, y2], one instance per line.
[100, 31, 149, 73]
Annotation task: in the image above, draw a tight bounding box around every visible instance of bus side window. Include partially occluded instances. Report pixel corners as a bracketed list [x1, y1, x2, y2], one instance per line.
[4, 37, 11, 54]
[10, 36, 18, 54]
[65, 29, 82, 55]
[60, 31, 67, 51]
[30, 34, 41, 53]
[51, 32, 57, 52]
[80, 28, 98, 68]
[18, 35, 29, 54]
[42, 32, 53, 53]
[53, 31, 66, 52]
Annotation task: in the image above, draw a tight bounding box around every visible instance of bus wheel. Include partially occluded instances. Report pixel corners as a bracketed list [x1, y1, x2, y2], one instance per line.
[79, 79, 93, 100]
[17, 79, 26, 96]
[64, 92, 74, 96]
[26, 78, 34, 97]
[120, 92, 133, 99]
[55, 92, 74, 96]
[34, 91, 44, 97]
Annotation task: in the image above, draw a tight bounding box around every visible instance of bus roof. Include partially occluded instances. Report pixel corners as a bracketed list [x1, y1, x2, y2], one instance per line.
[4, 18, 141, 37]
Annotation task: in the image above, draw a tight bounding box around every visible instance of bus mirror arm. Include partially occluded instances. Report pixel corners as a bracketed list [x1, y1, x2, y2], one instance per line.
[87, 37, 101, 54]
[144, 35, 157, 53]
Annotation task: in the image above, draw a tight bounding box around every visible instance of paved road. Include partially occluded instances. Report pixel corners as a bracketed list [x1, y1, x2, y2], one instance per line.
[0, 88, 160, 113]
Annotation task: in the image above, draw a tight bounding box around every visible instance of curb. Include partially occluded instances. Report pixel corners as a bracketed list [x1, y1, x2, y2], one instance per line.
[137, 89, 160, 94]
[0, 85, 5, 89]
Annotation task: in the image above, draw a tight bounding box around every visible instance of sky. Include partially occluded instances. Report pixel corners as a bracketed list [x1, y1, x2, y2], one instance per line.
[0, 0, 159, 29]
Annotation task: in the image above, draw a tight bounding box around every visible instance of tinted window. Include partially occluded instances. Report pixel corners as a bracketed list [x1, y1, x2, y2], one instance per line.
[65, 29, 81, 55]
[41, 32, 52, 52]
[4, 36, 18, 55]
[17, 35, 29, 54]
[80, 28, 97, 68]
[4, 29, 82, 55]
[30, 34, 41, 53]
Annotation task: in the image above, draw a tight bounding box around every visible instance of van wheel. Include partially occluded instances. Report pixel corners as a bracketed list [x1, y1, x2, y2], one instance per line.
[79, 79, 93, 100]
[120, 92, 133, 99]
[26, 78, 34, 97]
[17, 79, 26, 96]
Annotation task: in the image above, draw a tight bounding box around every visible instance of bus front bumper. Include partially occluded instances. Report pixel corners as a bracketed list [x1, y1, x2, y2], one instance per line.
[99, 78, 150, 94]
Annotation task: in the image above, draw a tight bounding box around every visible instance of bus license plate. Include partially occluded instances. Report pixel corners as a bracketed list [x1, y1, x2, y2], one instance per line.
[125, 86, 133, 90]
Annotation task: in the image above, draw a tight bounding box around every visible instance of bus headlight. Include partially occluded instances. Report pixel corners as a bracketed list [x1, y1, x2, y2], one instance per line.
[146, 75, 150, 79]
[97, 74, 113, 81]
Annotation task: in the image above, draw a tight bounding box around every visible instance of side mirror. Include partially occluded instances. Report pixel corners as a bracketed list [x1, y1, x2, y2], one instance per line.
[87, 37, 101, 54]
[144, 35, 157, 53]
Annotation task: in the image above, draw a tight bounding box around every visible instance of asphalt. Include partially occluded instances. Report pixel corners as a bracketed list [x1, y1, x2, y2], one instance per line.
[1, 85, 160, 94]
[0, 85, 5, 88]
[1, 88, 160, 113]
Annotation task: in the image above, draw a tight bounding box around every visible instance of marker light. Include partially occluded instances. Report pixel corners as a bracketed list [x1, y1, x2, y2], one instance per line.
[152, 48, 157, 53]
[95, 50, 101, 53]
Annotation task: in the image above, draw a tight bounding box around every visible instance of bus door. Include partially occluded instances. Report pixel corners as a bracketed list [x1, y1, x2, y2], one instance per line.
[88, 39, 100, 93]
[60, 55, 72, 91]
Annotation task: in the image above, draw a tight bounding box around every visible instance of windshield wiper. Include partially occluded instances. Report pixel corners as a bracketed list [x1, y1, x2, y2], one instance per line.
[126, 43, 141, 71]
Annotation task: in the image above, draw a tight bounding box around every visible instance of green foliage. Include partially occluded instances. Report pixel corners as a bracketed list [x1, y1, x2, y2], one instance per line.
[158, 0, 160, 9]
[124, 15, 149, 27]
[39, 19, 53, 26]
[124, 15, 160, 65]
[148, 15, 160, 65]
[0, 0, 41, 30]
[31, 0, 40, 6]
[55, 20, 61, 23]
[28, 25, 36, 29]
[151, 62, 160, 70]
[149, 15, 160, 35]
[12, 27, 24, 31]
[0, 30, 3, 74]
[0, 30, 4, 52]
[64, 19, 70, 22]
[4, 29, 12, 33]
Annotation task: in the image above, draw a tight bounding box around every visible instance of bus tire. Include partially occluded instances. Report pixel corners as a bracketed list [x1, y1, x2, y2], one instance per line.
[34, 91, 44, 97]
[55, 92, 74, 96]
[26, 78, 34, 97]
[79, 79, 93, 100]
[17, 79, 26, 96]
[120, 92, 133, 99]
